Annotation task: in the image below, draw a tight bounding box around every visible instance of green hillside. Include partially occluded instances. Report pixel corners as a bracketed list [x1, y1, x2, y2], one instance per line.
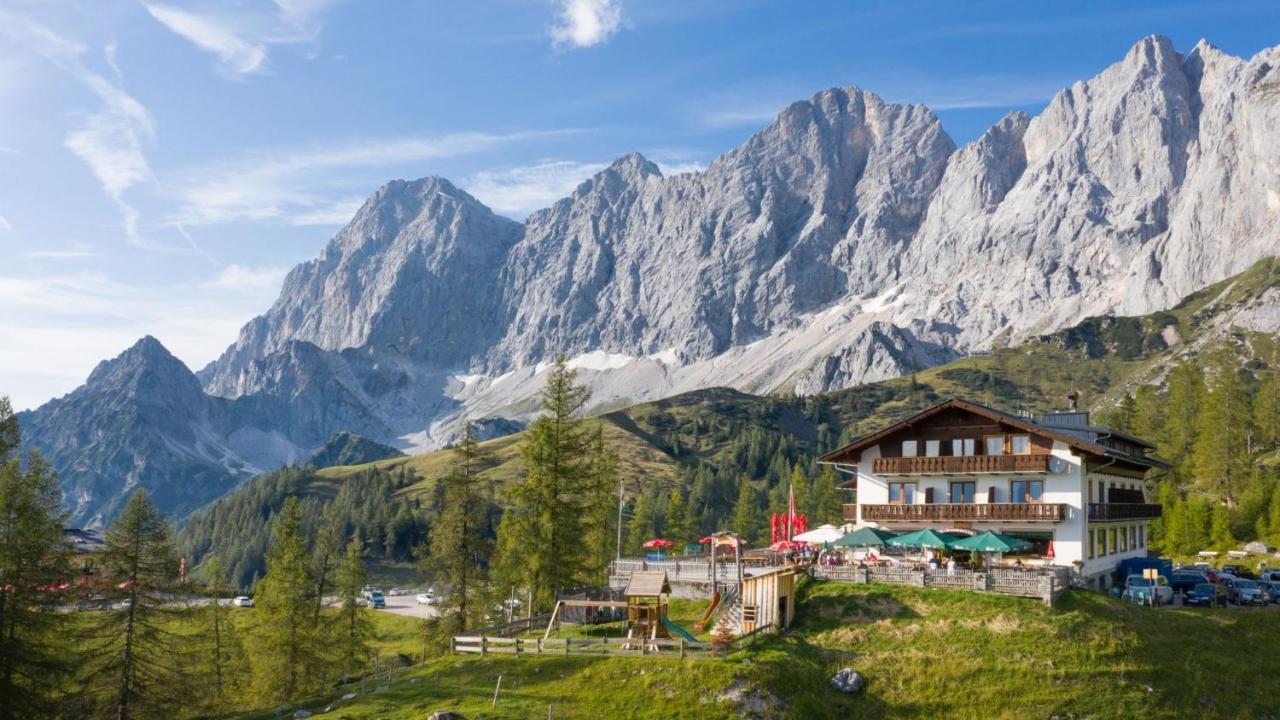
[238, 582, 1280, 720]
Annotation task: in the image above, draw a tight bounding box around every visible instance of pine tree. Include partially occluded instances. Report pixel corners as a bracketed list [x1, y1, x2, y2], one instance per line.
[333, 536, 371, 678]
[581, 425, 618, 581]
[194, 558, 243, 712]
[1192, 349, 1253, 508]
[1210, 502, 1235, 550]
[1254, 359, 1280, 453]
[493, 356, 600, 610]
[422, 422, 494, 634]
[85, 490, 182, 720]
[1163, 361, 1205, 483]
[810, 465, 845, 526]
[665, 486, 690, 551]
[0, 397, 68, 720]
[310, 503, 344, 622]
[730, 477, 763, 545]
[626, 489, 657, 556]
[250, 498, 319, 703]
[1267, 481, 1280, 546]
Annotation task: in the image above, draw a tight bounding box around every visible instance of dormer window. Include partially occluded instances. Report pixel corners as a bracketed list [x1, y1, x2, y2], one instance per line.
[1011, 435, 1031, 454]
[902, 440, 918, 457]
[985, 435, 1005, 455]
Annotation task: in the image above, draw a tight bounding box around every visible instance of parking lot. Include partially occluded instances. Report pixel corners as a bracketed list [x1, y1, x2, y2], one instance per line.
[377, 591, 439, 619]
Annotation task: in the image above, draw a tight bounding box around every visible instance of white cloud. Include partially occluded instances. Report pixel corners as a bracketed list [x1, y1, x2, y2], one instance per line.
[166, 130, 581, 226]
[694, 103, 783, 130]
[145, 4, 268, 76]
[24, 244, 96, 260]
[205, 264, 287, 291]
[550, 0, 624, 49]
[145, 0, 342, 76]
[465, 160, 607, 217]
[0, 215, 10, 232]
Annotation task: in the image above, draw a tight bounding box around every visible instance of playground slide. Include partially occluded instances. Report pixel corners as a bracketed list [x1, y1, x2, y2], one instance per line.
[693, 591, 721, 632]
[662, 615, 698, 643]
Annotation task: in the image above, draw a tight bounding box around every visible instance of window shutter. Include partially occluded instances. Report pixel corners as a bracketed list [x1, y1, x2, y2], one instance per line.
[924, 487, 935, 504]
[987, 486, 996, 503]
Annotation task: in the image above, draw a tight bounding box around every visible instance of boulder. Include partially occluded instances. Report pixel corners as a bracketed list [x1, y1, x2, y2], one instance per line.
[831, 668, 865, 694]
[427, 712, 465, 720]
[1243, 541, 1272, 555]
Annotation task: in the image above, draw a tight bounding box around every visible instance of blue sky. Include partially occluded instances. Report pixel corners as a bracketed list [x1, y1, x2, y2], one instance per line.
[2, 0, 1279, 411]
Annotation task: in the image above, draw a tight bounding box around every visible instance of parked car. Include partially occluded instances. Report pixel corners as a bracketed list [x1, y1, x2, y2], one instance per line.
[1169, 571, 1209, 594]
[1258, 570, 1280, 584]
[1222, 564, 1256, 579]
[361, 589, 386, 609]
[1185, 583, 1227, 608]
[1225, 578, 1267, 605]
[1123, 575, 1174, 605]
[1258, 580, 1280, 604]
[1190, 563, 1221, 584]
[231, 596, 254, 607]
[388, 587, 405, 596]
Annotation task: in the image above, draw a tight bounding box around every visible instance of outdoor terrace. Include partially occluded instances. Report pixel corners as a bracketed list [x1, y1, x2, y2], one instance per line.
[1087, 503, 1162, 521]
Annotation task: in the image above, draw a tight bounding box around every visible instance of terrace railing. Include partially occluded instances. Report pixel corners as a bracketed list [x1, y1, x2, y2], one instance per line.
[859, 502, 1067, 523]
[810, 565, 1071, 606]
[873, 454, 1052, 475]
[1087, 503, 1162, 521]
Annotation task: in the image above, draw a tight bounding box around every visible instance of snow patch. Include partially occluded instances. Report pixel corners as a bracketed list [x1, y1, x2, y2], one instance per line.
[861, 288, 908, 315]
[646, 347, 681, 365]
[566, 350, 639, 372]
[452, 373, 485, 388]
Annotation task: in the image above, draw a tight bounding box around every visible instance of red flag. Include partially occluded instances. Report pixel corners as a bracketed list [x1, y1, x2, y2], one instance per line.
[787, 483, 797, 541]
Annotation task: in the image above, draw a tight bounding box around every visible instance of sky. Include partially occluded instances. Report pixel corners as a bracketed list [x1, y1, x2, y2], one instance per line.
[2, 0, 1279, 411]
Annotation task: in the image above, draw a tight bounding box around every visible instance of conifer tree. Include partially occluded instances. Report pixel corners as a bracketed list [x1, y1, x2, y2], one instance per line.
[626, 489, 657, 556]
[250, 498, 319, 703]
[810, 465, 845, 526]
[730, 477, 763, 544]
[665, 486, 690, 550]
[1210, 503, 1235, 550]
[422, 422, 493, 633]
[1192, 349, 1253, 508]
[1163, 361, 1205, 482]
[0, 398, 68, 720]
[493, 356, 600, 610]
[334, 535, 371, 678]
[85, 490, 181, 720]
[582, 426, 618, 579]
[310, 503, 345, 621]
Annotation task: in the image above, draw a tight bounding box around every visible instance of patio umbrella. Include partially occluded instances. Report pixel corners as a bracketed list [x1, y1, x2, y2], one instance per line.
[948, 531, 1033, 554]
[834, 526, 899, 548]
[642, 539, 674, 549]
[793, 524, 845, 544]
[887, 528, 963, 549]
[769, 540, 807, 552]
[1045, 540, 1056, 559]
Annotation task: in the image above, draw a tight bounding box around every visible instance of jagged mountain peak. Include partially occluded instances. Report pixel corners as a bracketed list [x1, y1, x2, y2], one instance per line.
[84, 335, 201, 397]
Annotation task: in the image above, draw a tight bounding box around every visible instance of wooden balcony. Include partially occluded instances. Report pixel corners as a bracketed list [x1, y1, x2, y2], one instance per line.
[853, 502, 1067, 523]
[1088, 503, 1161, 521]
[872, 454, 1052, 476]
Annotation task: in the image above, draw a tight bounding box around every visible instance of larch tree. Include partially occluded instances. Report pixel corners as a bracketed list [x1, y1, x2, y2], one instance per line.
[309, 503, 345, 622]
[422, 421, 494, 634]
[250, 498, 319, 703]
[86, 490, 182, 720]
[1192, 349, 1253, 508]
[730, 477, 763, 545]
[493, 357, 601, 610]
[1162, 360, 1205, 482]
[333, 535, 371, 679]
[0, 397, 69, 720]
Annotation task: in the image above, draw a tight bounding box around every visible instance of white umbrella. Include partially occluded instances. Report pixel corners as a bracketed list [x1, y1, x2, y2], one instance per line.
[793, 524, 845, 544]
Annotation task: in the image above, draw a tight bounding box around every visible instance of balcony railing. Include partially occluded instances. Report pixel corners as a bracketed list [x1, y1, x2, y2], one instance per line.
[1088, 503, 1161, 521]
[854, 502, 1067, 523]
[872, 454, 1052, 475]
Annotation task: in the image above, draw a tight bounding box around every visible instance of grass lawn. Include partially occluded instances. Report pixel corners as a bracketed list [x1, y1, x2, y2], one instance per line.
[234, 580, 1280, 719]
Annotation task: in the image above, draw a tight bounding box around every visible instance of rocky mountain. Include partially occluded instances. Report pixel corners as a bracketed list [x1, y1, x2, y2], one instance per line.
[305, 431, 404, 469]
[19, 36, 1280, 523]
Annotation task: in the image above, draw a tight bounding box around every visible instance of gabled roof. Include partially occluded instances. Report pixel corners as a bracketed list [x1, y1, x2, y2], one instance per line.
[818, 397, 1167, 470]
[624, 571, 671, 597]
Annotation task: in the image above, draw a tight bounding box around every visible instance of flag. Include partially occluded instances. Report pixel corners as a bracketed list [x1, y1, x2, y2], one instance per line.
[787, 483, 796, 541]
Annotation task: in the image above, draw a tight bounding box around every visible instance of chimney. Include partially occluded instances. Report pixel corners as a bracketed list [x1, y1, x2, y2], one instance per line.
[1067, 391, 1079, 411]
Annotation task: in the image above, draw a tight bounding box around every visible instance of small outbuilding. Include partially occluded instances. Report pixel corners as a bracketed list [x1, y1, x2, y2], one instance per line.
[739, 568, 797, 634]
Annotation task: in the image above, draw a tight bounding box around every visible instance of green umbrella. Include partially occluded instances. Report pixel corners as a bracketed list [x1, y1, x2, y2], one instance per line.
[886, 528, 964, 549]
[948, 531, 1033, 553]
[834, 526, 899, 548]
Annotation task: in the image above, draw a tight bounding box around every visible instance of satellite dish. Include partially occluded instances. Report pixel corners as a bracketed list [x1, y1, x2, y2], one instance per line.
[1048, 457, 1068, 474]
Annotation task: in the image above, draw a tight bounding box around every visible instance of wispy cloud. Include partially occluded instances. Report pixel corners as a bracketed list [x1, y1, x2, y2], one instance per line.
[145, 4, 268, 76]
[24, 244, 96, 260]
[0, 216, 10, 232]
[694, 104, 783, 130]
[0, 12, 156, 248]
[145, 0, 342, 76]
[550, 0, 624, 49]
[166, 130, 582, 226]
[204, 264, 287, 291]
[465, 160, 607, 217]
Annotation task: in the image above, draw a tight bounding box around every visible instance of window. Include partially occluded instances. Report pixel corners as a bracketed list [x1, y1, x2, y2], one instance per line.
[888, 483, 916, 505]
[985, 435, 1006, 455]
[1088, 530, 1095, 559]
[1119, 526, 1129, 552]
[950, 481, 976, 504]
[1098, 528, 1107, 556]
[1011, 435, 1031, 454]
[952, 438, 975, 456]
[1011, 479, 1043, 503]
[1108, 528, 1118, 555]
[925, 440, 941, 457]
[1138, 524, 1145, 547]
[902, 440, 918, 457]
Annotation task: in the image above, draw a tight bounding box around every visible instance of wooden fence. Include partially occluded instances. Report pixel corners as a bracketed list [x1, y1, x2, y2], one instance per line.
[810, 565, 1071, 606]
[451, 634, 719, 659]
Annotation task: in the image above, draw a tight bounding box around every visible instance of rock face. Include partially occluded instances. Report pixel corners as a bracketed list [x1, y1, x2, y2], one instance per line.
[305, 431, 404, 469]
[21, 36, 1280, 522]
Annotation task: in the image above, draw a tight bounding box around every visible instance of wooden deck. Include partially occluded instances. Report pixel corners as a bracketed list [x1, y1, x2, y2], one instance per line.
[873, 454, 1052, 475]
[451, 635, 719, 659]
[856, 502, 1067, 523]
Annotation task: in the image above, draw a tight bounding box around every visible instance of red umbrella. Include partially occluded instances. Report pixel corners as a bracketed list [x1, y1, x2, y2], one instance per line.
[642, 539, 674, 549]
[770, 540, 807, 552]
[1045, 541, 1056, 560]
